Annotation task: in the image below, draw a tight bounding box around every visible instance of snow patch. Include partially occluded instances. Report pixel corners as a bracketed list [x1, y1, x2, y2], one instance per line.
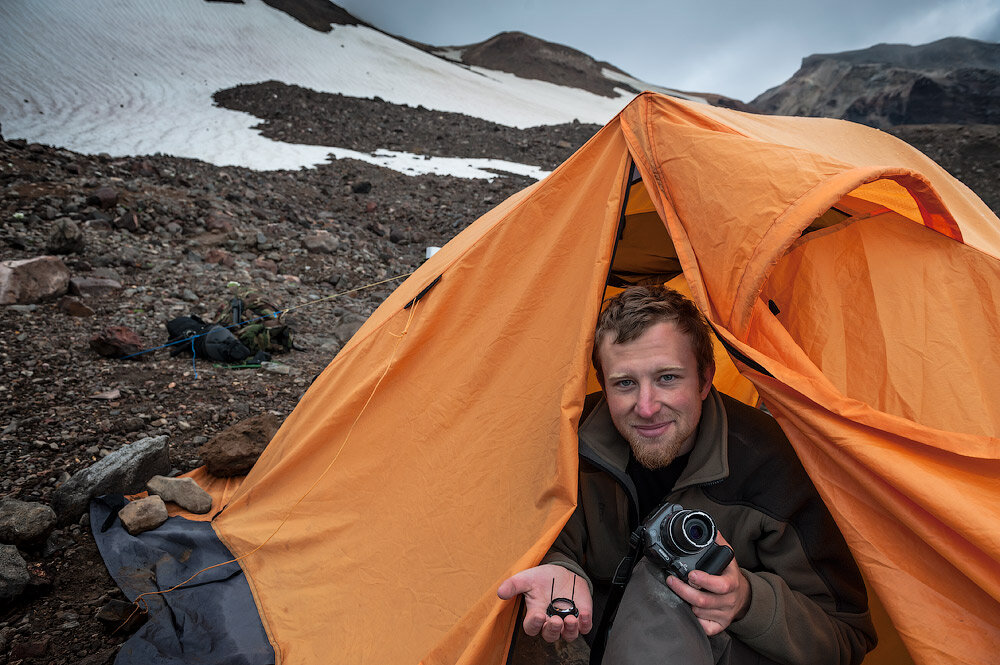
[0, 0, 638, 177]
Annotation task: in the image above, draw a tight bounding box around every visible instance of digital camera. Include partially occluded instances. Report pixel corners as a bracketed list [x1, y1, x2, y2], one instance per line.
[641, 503, 734, 582]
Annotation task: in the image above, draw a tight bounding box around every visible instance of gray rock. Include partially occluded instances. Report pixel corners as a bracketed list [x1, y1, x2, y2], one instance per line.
[0, 499, 57, 547]
[302, 230, 340, 254]
[0, 544, 29, 603]
[118, 495, 168, 535]
[260, 361, 295, 375]
[46, 217, 86, 254]
[51, 435, 170, 522]
[87, 186, 118, 209]
[146, 475, 213, 514]
[332, 313, 368, 345]
[69, 276, 123, 299]
[0, 256, 70, 305]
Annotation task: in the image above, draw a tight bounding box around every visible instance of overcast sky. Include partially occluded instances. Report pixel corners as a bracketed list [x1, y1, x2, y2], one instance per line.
[336, 0, 1000, 101]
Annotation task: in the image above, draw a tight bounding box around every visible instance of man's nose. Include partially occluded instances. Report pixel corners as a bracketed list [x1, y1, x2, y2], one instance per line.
[635, 384, 660, 419]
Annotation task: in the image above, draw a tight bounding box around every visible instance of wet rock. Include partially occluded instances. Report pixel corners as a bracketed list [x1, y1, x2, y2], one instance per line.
[70, 276, 123, 299]
[146, 475, 213, 514]
[0, 255, 70, 304]
[46, 217, 86, 254]
[0, 499, 58, 547]
[199, 413, 281, 477]
[51, 435, 171, 522]
[118, 495, 168, 535]
[89, 325, 144, 358]
[0, 543, 29, 603]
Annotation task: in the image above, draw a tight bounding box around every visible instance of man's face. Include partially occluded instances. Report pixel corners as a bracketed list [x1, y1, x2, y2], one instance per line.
[598, 321, 714, 469]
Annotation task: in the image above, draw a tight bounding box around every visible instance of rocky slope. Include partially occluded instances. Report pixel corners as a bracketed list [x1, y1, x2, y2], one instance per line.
[751, 37, 1000, 128]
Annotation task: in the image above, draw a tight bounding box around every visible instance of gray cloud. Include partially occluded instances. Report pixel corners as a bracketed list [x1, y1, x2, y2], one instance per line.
[337, 0, 998, 101]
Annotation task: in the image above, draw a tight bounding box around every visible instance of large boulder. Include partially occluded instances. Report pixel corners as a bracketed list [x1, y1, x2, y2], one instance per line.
[199, 414, 280, 477]
[52, 435, 171, 522]
[0, 256, 70, 305]
[0, 499, 57, 547]
[0, 544, 29, 604]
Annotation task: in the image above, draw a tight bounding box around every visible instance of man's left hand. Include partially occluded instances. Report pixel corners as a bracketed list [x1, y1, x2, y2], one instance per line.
[665, 531, 750, 636]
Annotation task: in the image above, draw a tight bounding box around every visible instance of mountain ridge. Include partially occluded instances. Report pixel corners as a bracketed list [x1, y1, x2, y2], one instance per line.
[750, 36, 1000, 127]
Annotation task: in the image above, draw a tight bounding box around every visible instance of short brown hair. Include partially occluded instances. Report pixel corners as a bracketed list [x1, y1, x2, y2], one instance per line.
[592, 285, 715, 386]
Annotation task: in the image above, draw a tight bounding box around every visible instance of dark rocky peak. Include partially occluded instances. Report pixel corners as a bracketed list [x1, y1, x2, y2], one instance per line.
[439, 30, 637, 98]
[802, 37, 1000, 73]
[751, 37, 1000, 128]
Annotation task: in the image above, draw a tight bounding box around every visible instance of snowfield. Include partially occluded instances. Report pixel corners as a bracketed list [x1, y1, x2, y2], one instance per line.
[0, 0, 670, 177]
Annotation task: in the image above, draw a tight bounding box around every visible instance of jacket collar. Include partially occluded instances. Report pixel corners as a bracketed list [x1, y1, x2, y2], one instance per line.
[578, 387, 730, 489]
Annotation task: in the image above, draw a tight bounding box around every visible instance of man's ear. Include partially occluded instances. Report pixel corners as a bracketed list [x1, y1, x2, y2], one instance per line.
[700, 363, 716, 399]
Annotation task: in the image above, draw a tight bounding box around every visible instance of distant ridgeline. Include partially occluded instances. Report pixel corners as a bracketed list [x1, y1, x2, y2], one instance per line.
[749, 37, 1000, 128]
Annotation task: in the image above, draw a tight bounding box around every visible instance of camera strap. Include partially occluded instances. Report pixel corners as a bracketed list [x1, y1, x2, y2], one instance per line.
[589, 526, 647, 664]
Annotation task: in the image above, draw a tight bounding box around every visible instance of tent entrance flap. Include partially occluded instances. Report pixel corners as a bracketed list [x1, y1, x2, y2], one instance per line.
[607, 176, 682, 286]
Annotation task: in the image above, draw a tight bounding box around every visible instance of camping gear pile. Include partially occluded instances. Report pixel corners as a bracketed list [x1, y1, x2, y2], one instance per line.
[95, 92, 1000, 665]
[165, 295, 293, 364]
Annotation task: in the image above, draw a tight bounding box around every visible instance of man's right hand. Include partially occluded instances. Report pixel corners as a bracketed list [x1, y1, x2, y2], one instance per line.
[497, 564, 593, 642]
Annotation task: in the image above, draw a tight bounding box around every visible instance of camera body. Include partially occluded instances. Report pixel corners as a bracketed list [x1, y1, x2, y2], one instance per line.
[641, 503, 734, 582]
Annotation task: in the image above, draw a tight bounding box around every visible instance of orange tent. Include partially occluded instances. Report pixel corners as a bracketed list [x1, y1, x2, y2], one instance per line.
[163, 92, 999, 665]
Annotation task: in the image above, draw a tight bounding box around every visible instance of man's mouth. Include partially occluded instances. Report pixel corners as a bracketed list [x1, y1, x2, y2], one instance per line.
[633, 422, 671, 438]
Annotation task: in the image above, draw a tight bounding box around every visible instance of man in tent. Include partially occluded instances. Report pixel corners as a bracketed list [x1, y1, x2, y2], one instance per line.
[499, 285, 877, 664]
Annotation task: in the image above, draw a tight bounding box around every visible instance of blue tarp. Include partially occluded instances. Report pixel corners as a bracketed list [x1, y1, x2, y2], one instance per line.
[91, 496, 274, 665]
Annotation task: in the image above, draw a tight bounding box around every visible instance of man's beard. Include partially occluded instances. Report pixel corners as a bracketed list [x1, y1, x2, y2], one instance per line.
[625, 423, 697, 470]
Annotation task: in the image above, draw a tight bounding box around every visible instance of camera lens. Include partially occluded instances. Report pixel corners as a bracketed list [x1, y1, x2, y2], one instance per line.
[686, 520, 706, 542]
[664, 510, 716, 554]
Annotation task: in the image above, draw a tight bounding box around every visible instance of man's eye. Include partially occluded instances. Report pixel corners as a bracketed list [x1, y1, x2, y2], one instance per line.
[659, 374, 676, 383]
[615, 379, 635, 388]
